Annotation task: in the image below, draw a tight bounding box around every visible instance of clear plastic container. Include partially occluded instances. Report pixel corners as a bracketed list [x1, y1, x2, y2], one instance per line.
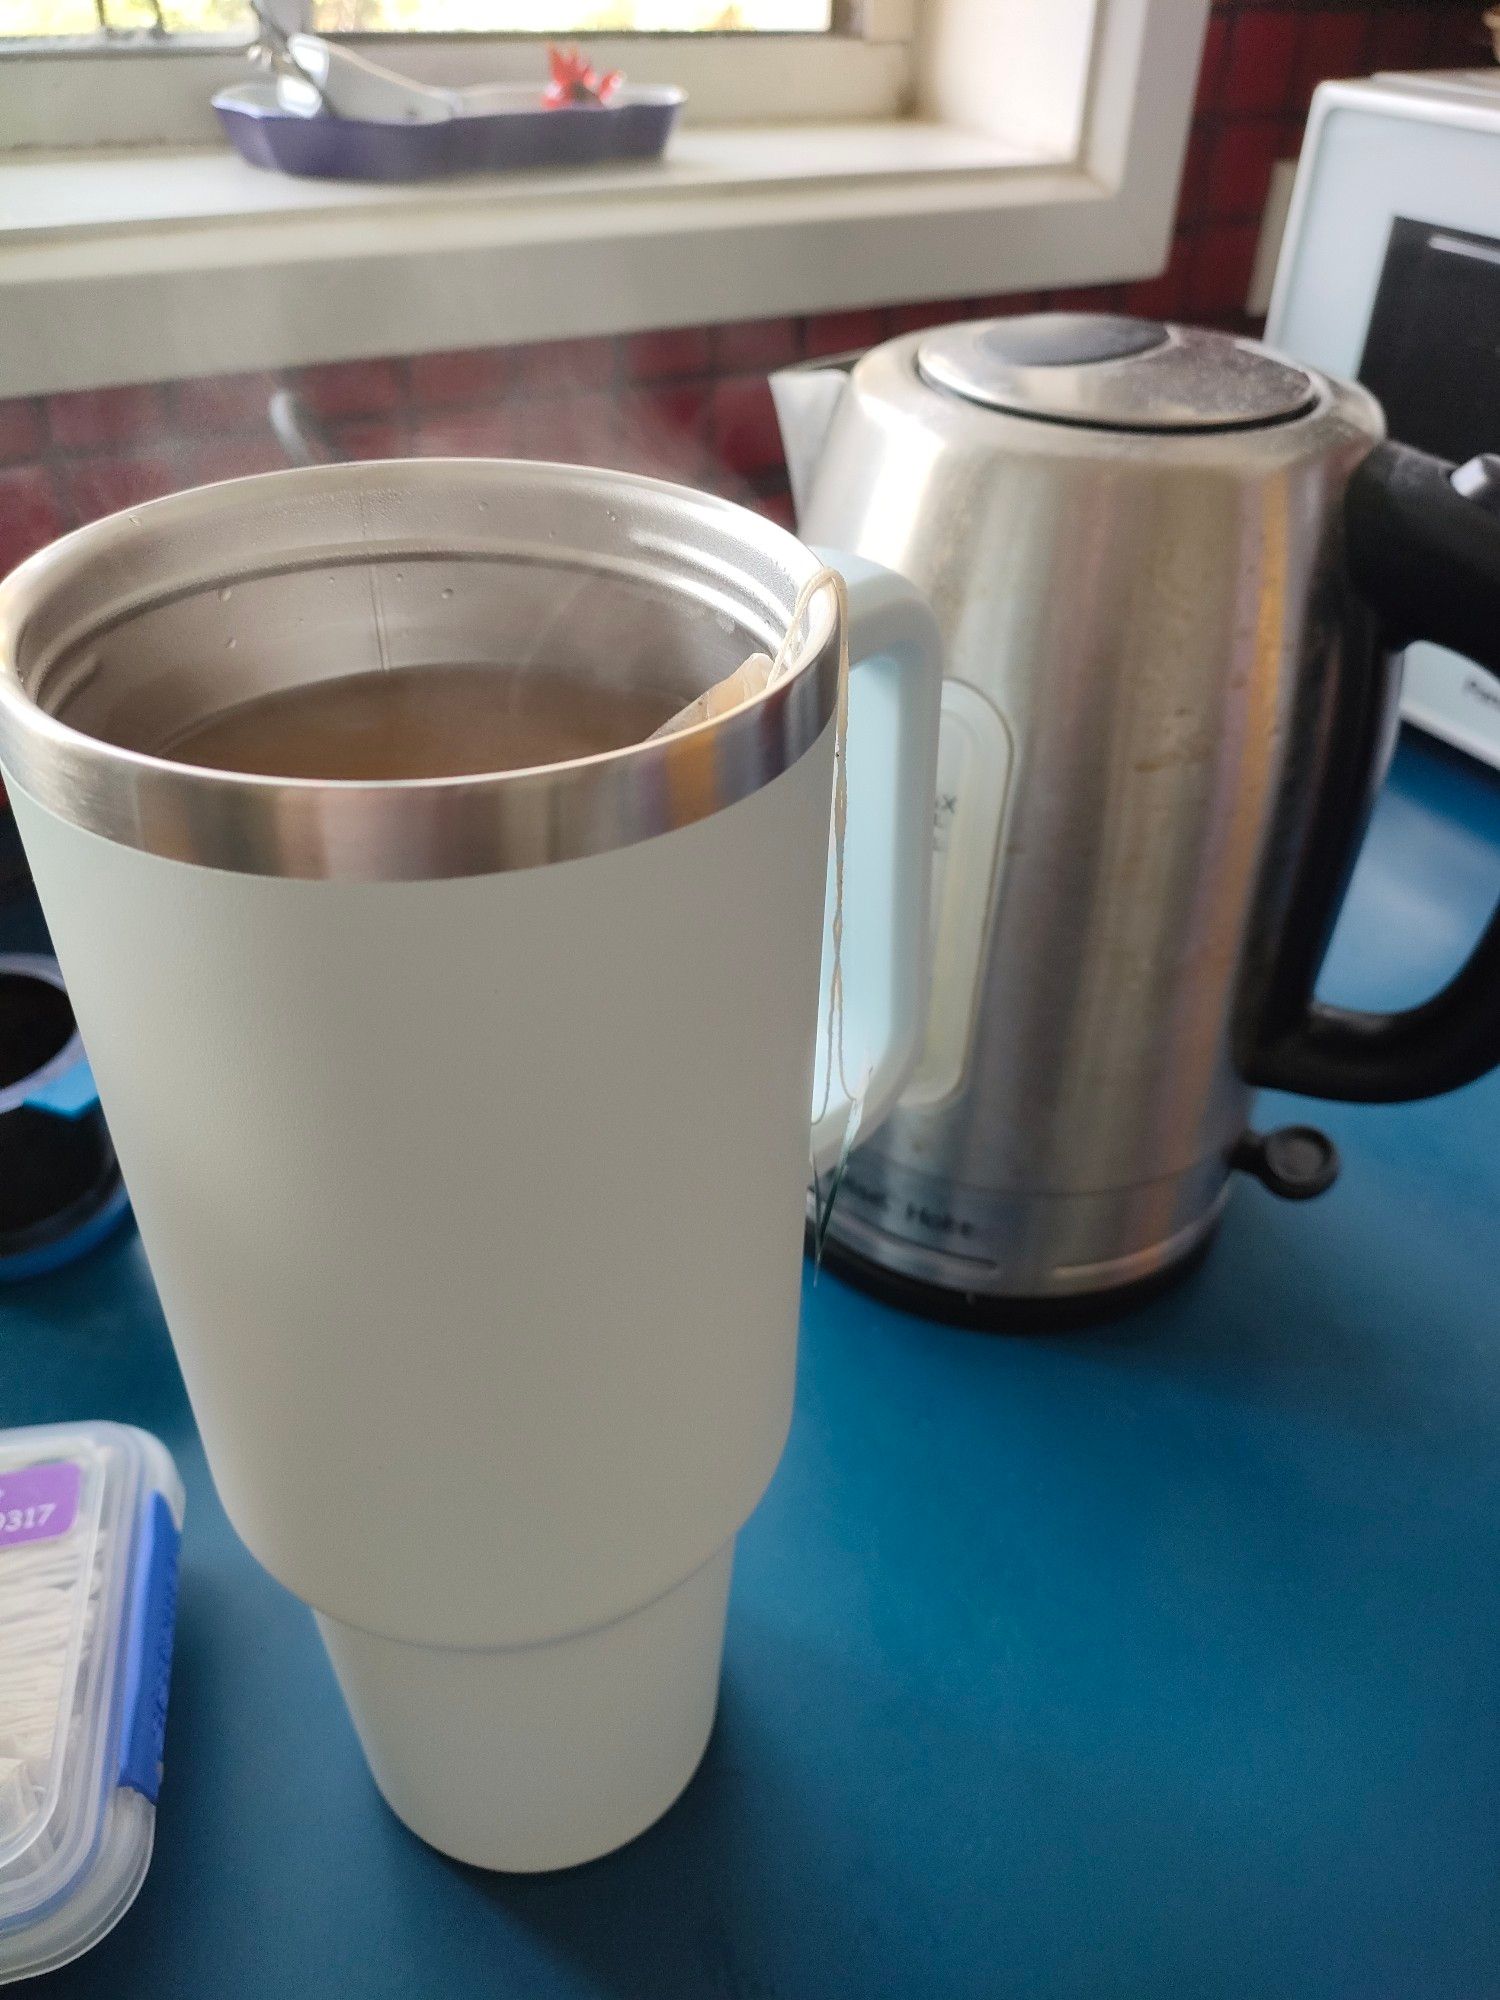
[0, 1422, 183, 1984]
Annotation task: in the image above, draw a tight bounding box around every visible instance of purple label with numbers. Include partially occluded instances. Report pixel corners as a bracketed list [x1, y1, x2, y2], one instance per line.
[0, 1460, 82, 1550]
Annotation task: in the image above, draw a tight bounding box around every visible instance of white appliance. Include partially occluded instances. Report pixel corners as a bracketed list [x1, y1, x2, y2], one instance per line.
[1268, 69, 1500, 768]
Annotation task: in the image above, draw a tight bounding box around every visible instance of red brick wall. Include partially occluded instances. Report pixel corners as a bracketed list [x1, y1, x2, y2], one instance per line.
[0, 0, 1490, 580]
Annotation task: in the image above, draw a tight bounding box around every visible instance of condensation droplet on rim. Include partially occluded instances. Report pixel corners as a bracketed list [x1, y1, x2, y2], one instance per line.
[225, 637, 237, 650]
[394, 573, 404, 585]
[219, 587, 233, 603]
[440, 587, 454, 600]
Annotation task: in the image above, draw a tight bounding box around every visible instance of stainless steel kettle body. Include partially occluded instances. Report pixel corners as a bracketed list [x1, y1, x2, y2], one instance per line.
[779, 315, 1500, 1319]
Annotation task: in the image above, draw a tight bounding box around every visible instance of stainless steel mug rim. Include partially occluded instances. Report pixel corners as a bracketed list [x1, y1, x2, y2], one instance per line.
[0, 460, 841, 882]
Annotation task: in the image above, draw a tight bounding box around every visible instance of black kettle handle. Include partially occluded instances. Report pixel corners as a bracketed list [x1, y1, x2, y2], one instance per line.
[1242, 441, 1500, 1104]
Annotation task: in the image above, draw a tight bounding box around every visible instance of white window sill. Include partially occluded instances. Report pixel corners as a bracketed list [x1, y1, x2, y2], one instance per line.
[0, 116, 1173, 396]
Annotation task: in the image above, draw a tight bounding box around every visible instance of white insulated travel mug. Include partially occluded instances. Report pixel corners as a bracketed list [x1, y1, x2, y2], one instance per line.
[0, 460, 939, 1870]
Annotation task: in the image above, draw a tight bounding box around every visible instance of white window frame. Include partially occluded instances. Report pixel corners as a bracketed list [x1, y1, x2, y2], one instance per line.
[0, 0, 1209, 397]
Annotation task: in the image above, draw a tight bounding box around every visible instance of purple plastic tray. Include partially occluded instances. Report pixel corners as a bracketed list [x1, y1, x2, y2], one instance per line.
[213, 80, 683, 183]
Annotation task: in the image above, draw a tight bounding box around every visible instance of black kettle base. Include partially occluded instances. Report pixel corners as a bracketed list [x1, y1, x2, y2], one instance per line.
[808, 1226, 1218, 1334]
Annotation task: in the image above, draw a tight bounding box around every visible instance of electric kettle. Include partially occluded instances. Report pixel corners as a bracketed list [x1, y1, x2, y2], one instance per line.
[774, 313, 1500, 1322]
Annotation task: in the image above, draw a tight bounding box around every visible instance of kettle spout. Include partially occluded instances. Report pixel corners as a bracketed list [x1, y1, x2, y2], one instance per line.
[770, 350, 861, 528]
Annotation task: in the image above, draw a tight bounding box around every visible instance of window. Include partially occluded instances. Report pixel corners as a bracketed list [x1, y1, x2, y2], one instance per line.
[0, 0, 833, 38]
[0, 0, 910, 142]
[0, 0, 1206, 400]
[310, 3, 835, 28]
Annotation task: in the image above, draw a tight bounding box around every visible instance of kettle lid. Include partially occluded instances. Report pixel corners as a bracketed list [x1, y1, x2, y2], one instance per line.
[916, 314, 1318, 435]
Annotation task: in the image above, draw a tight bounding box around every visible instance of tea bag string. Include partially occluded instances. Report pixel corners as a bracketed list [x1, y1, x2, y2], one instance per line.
[800, 569, 856, 1125]
[648, 565, 858, 1147]
[738, 566, 857, 1122]
[766, 571, 870, 1267]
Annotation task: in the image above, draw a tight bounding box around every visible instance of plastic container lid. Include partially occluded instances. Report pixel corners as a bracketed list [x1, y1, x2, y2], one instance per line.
[0, 1422, 183, 1985]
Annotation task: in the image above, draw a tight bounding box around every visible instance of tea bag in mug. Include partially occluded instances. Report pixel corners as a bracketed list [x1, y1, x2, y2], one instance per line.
[647, 566, 839, 742]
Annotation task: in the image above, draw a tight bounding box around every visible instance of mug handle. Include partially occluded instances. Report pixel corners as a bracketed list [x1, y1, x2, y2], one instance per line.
[808, 548, 942, 1176]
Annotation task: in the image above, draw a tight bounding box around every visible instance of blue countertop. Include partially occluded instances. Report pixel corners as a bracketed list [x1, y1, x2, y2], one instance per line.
[3, 730, 1498, 2000]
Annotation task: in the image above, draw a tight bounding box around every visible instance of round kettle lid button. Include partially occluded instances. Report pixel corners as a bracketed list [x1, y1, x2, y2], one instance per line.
[973, 314, 1169, 367]
[916, 315, 1319, 435]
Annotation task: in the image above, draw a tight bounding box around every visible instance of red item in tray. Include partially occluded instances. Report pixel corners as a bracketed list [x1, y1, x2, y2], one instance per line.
[543, 45, 624, 109]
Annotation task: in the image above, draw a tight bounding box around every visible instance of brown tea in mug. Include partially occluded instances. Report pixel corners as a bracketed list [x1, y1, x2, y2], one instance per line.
[165, 663, 678, 781]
